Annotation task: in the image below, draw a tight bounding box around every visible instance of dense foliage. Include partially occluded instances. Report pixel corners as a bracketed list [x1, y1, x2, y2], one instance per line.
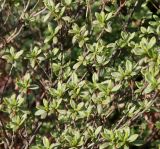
[0, 0, 160, 148]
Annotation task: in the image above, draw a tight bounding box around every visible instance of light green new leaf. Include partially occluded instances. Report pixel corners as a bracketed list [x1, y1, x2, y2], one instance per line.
[43, 136, 50, 148]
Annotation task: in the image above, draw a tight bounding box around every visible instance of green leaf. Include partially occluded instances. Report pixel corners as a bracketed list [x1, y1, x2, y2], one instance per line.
[65, 0, 72, 5]
[148, 37, 156, 49]
[128, 134, 138, 142]
[72, 36, 77, 44]
[43, 136, 50, 148]
[97, 104, 102, 114]
[132, 140, 144, 146]
[62, 16, 71, 22]
[141, 27, 146, 33]
[73, 62, 81, 69]
[111, 72, 122, 78]
[106, 12, 112, 20]
[95, 12, 103, 23]
[43, 12, 51, 22]
[79, 40, 85, 47]
[95, 126, 102, 136]
[145, 72, 155, 84]
[53, 36, 58, 44]
[111, 72, 122, 80]
[71, 72, 78, 84]
[143, 84, 154, 94]
[29, 84, 39, 90]
[111, 84, 121, 92]
[99, 143, 109, 149]
[70, 99, 76, 109]
[14, 50, 23, 59]
[43, 99, 49, 108]
[128, 32, 135, 41]
[44, 35, 53, 43]
[10, 47, 15, 55]
[77, 102, 84, 111]
[133, 48, 145, 55]
[124, 145, 129, 149]
[55, 25, 62, 34]
[126, 60, 132, 73]
[155, 121, 160, 129]
[35, 109, 46, 116]
[92, 72, 98, 83]
[52, 48, 59, 55]
[50, 143, 60, 148]
[48, 23, 53, 33]
[105, 21, 112, 32]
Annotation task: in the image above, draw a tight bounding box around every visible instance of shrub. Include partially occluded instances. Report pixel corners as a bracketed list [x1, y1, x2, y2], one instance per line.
[0, 0, 160, 148]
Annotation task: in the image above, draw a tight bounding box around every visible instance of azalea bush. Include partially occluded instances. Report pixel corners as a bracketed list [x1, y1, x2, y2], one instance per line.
[0, 0, 160, 148]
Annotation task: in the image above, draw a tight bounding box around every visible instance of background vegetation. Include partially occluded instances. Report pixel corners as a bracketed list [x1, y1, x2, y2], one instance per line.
[0, 0, 160, 148]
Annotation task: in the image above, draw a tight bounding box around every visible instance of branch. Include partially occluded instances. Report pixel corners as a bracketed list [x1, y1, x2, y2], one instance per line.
[121, 91, 159, 128]
[113, 1, 126, 17]
[23, 122, 43, 149]
[0, 24, 24, 49]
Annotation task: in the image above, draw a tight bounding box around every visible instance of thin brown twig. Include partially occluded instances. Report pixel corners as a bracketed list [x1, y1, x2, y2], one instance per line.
[24, 0, 31, 12]
[30, 0, 40, 12]
[31, 8, 46, 17]
[0, 65, 13, 104]
[120, 91, 159, 128]
[0, 118, 10, 147]
[124, 0, 139, 30]
[23, 122, 43, 149]
[113, 1, 126, 17]
[7, 25, 24, 42]
[0, 24, 25, 49]
[20, 0, 31, 19]
[1, 0, 6, 9]
[145, 128, 160, 143]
